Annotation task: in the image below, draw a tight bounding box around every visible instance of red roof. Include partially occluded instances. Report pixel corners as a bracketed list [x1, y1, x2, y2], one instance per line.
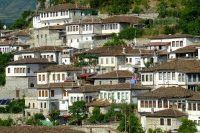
[78, 73, 92, 78]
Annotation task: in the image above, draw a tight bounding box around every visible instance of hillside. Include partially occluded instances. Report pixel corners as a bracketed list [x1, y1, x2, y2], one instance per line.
[0, 0, 37, 26]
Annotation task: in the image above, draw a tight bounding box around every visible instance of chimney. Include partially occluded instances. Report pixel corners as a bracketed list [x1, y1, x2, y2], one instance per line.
[151, 108, 154, 114]
[122, 47, 126, 54]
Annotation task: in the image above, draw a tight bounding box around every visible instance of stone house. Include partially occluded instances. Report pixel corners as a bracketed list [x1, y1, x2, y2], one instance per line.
[140, 59, 200, 90]
[141, 108, 187, 132]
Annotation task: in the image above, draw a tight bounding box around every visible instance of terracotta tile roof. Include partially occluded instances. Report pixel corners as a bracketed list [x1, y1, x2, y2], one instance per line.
[145, 42, 171, 46]
[186, 93, 200, 100]
[35, 65, 82, 73]
[68, 85, 99, 93]
[36, 82, 79, 88]
[91, 70, 135, 79]
[1, 30, 30, 38]
[39, 3, 92, 12]
[97, 83, 151, 91]
[38, 25, 66, 30]
[84, 45, 167, 56]
[0, 41, 30, 46]
[67, 18, 102, 25]
[7, 58, 56, 65]
[144, 108, 187, 117]
[135, 86, 196, 98]
[170, 42, 200, 54]
[14, 46, 63, 54]
[103, 16, 141, 24]
[150, 34, 193, 39]
[141, 59, 200, 73]
[86, 99, 111, 107]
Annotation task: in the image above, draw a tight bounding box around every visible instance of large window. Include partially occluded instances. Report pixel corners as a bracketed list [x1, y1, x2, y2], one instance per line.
[172, 41, 175, 47]
[167, 72, 171, 80]
[193, 75, 196, 82]
[51, 90, 54, 97]
[141, 101, 144, 107]
[158, 100, 162, 108]
[160, 118, 164, 125]
[150, 75, 153, 81]
[172, 72, 175, 80]
[188, 103, 191, 110]
[188, 74, 192, 82]
[178, 74, 182, 82]
[163, 72, 166, 80]
[142, 75, 145, 81]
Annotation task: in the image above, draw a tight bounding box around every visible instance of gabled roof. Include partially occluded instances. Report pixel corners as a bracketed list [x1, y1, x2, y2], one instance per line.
[97, 83, 151, 91]
[36, 82, 79, 88]
[186, 93, 200, 101]
[7, 58, 56, 65]
[1, 30, 30, 38]
[150, 34, 193, 39]
[68, 85, 99, 93]
[103, 16, 141, 24]
[141, 59, 200, 73]
[144, 108, 187, 117]
[91, 70, 134, 79]
[86, 100, 111, 107]
[35, 65, 82, 73]
[135, 86, 195, 98]
[170, 42, 200, 54]
[14, 46, 63, 54]
[84, 45, 167, 56]
[39, 3, 92, 12]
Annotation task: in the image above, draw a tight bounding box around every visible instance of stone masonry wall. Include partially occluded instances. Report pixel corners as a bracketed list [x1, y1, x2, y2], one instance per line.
[0, 77, 37, 99]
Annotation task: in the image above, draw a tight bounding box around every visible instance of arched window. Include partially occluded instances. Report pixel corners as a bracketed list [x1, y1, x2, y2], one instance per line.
[33, 103, 35, 108]
[28, 103, 30, 108]
[30, 83, 34, 88]
[44, 102, 46, 108]
[77, 96, 79, 101]
[40, 102, 43, 108]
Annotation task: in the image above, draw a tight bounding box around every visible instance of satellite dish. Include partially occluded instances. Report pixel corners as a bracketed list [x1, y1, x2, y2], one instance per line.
[3, 25, 6, 30]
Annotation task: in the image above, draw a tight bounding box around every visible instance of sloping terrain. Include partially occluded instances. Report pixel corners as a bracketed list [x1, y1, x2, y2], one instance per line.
[0, 0, 37, 26]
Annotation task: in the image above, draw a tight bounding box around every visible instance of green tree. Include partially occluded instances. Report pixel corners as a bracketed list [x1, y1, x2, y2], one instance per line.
[103, 33, 125, 46]
[178, 119, 197, 133]
[49, 110, 60, 122]
[119, 27, 143, 41]
[10, 18, 27, 29]
[0, 117, 13, 126]
[26, 113, 45, 126]
[163, 25, 175, 35]
[89, 107, 104, 123]
[148, 128, 164, 133]
[68, 100, 87, 125]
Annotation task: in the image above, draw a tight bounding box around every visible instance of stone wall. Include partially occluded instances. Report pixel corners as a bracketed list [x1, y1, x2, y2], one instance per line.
[0, 77, 37, 99]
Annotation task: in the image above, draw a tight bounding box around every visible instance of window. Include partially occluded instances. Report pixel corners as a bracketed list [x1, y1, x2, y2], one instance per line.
[8, 68, 10, 73]
[164, 99, 168, 108]
[142, 75, 145, 81]
[126, 92, 128, 100]
[27, 68, 30, 73]
[16, 90, 20, 97]
[176, 41, 179, 47]
[163, 72, 166, 80]
[100, 58, 103, 64]
[159, 72, 162, 80]
[52, 74, 55, 80]
[39, 91, 41, 97]
[63, 90, 67, 96]
[172, 72, 175, 80]
[167, 119, 171, 126]
[146, 75, 148, 81]
[126, 58, 128, 63]
[57, 74, 60, 80]
[141, 101, 144, 107]
[153, 101, 156, 107]
[172, 41, 175, 47]
[106, 58, 109, 64]
[44, 102, 46, 108]
[111, 58, 114, 64]
[40, 102, 43, 108]
[193, 103, 196, 111]
[160, 118, 164, 125]
[182, 74, 184, 82]
[188, 74, 192, 82]
[188, 103, 191, 110]
[62, 74, 65, 80]
[158, 99, 162, 108]
[145, 101, 148, 108]
[193, 75, 196, 82]
[117, 92, 120, 99]
[180, 41, 183, 47]
[33, 103, 35, 108]
[99, 81, 101, 85]
[178, 74, 182, 82]
[42, 91, 44, 97]
[149, 101, 152, 108]
[104, 93, 107, 99]
[129, 58, 132, 63]
[167, 72, 171, 80]
[42, 75, 45, 81]
[51, 90, 54, 97]
[198, 103, 200, 111]
[45, 90, 48, 97]
[150, 75, 153, 81]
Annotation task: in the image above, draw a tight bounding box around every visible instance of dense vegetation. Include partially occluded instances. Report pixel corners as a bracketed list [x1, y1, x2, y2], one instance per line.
[0, 52, 13, 85]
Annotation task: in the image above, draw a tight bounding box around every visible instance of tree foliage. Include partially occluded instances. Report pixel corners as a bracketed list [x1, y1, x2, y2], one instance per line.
[89, 107, 104, 123]
[0, 117, 13, 126]
[68, 100, 87, 125]
[119, 27, 143, 41]
[148, 128, 164, 133]
[49, 110, 60, 122]
[178, 119, 197, 133]
[26, 113, 45, 126]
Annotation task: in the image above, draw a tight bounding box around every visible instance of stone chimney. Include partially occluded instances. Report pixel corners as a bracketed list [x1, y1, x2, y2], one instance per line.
[122, 47, 126, 54]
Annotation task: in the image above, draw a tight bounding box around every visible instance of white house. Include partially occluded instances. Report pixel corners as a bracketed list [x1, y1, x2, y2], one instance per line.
[0, 41, 30, 53]
[33, 3, 97, 29]
[145, 34, 195, 55]
[98, 83, 151, 104]
[140, 59, 200, 90]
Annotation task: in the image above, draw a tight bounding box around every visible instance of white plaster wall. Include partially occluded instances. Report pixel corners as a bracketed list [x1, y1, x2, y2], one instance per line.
[98, 56, 116, 67]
